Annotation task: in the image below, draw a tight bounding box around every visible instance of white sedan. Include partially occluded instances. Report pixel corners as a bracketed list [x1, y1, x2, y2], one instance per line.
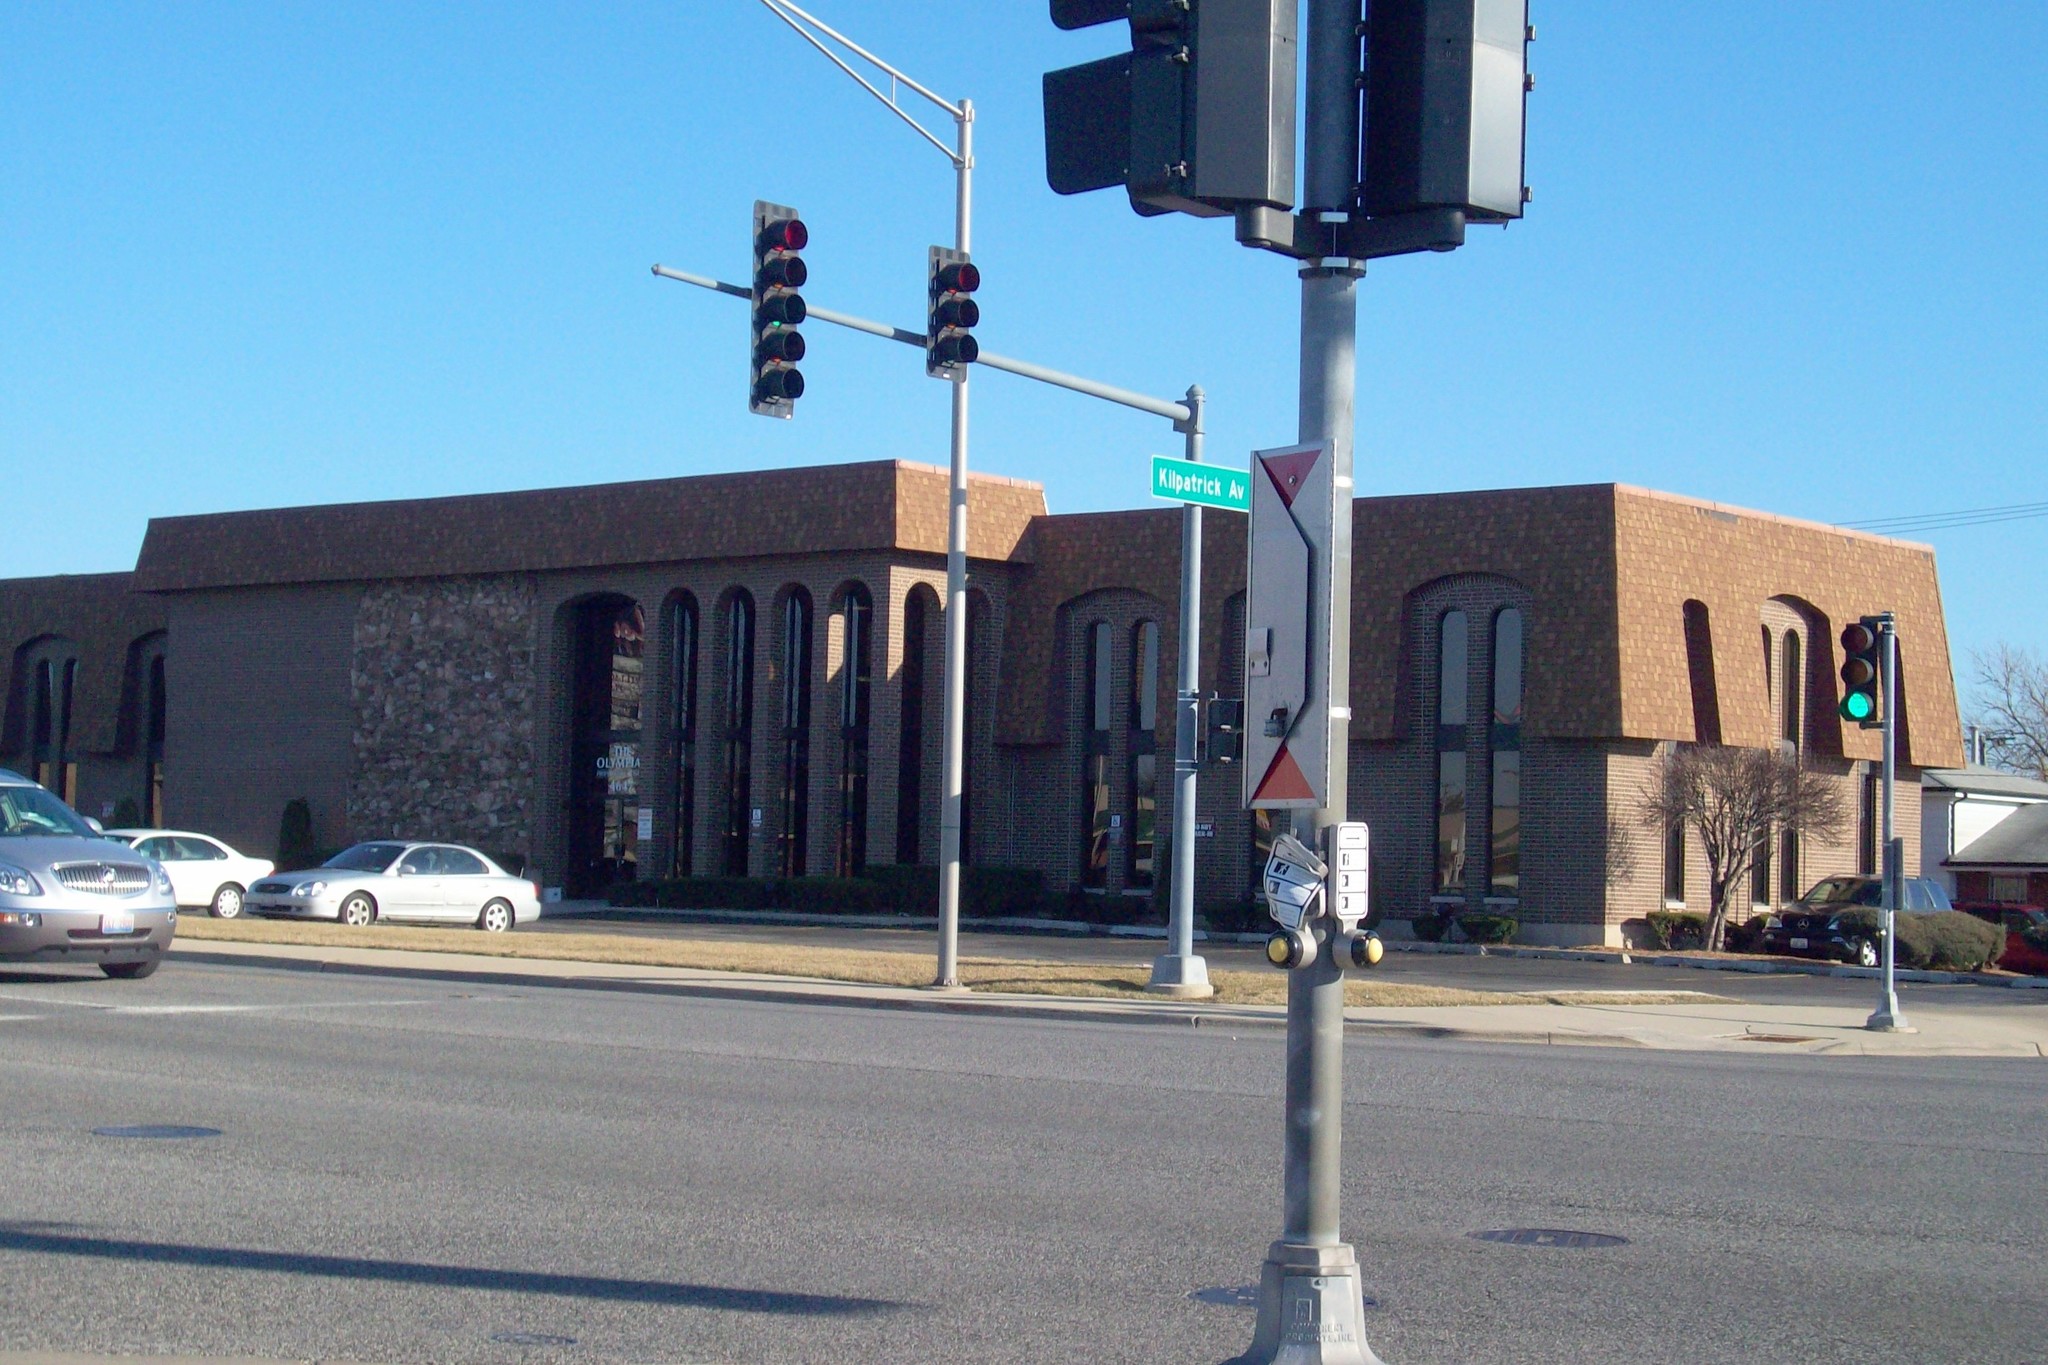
[243, 841, 539, 931]
[105, 828, 275, 919]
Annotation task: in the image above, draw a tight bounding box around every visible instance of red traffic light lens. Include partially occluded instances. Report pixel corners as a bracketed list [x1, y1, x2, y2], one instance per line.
[936, 261, 980, 293]
[1840, 659, 1875, 688]
[760, 219, 808, 252]
[1840, 622, 1876, 654]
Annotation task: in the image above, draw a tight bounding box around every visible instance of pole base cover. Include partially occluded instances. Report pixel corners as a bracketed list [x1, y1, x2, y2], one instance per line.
[1231, 1242, 1383, 1365]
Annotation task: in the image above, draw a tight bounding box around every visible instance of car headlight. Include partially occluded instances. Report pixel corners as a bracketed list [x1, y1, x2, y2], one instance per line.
[0, 862, 42, 897]
[291, 881, 327, 898]
[1764, 915, 1782, 929]
[153, 866, 174, 896]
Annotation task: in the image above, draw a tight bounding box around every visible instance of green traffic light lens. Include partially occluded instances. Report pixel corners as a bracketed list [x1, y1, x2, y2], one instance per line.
[1841, 692, 1875, 721]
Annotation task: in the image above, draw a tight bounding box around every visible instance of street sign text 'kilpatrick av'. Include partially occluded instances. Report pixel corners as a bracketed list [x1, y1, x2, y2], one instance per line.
[1243, 440, 1335, 810]
[1150, 454, 1251, 511]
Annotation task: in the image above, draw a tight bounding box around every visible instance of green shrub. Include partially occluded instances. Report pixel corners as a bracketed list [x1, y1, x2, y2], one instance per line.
[1457, 912, 1517, 944]
[276, 798, 319, 871]
[1831, 908, 2003, 971]
[1914, 910, 2004, 971]
[783, 876, 895, 915]
[856, 865, 1052, 918]
[1411, 907, 1454, 942]
[1645, 910, 1706, 950]
[1724, 914, 1772, 953]
[1201, 898, 1268, 935]
[109, 797, 143, 830]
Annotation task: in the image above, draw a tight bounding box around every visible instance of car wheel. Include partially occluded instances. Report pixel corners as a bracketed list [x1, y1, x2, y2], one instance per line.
[1854, 937, 1879, 968]
[476, 899, 513, 934]
[102, 957, 160, 980]
[339, 894, 376, 927]
[210, 884, 245, 919]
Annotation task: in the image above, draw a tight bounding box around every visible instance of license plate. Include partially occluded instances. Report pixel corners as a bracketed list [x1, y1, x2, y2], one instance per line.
[101, 910, 136, 935]
[1789, 936, 1808, 949]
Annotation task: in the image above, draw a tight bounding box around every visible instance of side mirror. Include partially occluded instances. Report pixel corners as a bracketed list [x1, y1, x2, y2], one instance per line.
[85, 817, 105, 834]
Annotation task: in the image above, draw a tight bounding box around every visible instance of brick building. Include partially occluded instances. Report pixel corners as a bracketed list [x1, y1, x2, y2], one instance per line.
[0, 462, 1964, 944]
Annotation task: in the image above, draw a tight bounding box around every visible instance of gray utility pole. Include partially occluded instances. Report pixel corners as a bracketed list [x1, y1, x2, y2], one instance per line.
[1867, 612, 1910, 1032]
[754, 0, 976, 988]
[646, 273, 1211, 995]
[1237, 1, 1376, 1361]
[1152, 385, 1215, 1000]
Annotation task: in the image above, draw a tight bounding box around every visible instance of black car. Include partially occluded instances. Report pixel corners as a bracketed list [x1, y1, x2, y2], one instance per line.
[1755, 875, 1952, 966]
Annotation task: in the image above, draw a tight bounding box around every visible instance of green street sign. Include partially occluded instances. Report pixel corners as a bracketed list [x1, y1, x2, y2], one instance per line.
[1150, 454, 1250, 512]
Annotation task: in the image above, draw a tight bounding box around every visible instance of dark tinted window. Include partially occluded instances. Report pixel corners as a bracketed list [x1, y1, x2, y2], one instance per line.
[438, 848, 489, 876]
[327, 843, 405, 873]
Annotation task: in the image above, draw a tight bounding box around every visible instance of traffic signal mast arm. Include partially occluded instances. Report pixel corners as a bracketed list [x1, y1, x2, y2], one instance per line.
[651, 263, 1195, 428]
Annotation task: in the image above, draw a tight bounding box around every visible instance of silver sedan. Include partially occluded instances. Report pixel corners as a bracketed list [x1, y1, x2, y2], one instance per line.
[244, 841, 539, 932]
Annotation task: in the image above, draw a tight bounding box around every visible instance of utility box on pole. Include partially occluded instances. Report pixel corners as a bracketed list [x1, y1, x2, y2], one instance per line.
[1243, 441, 1335, 810]
[1362, 0, 1531, 222]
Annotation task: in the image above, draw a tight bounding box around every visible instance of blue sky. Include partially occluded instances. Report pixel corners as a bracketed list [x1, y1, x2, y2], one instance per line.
[4, 2, 2044, 708]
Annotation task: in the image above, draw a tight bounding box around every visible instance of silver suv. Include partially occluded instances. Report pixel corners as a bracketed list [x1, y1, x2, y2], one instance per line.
[0, 768, 177, 979]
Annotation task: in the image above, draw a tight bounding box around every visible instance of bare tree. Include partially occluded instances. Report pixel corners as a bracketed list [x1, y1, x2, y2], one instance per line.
[1637, 744, 1846, 951]
[1603, 821, 1637, 890]
[1971, 644, 2048, 780]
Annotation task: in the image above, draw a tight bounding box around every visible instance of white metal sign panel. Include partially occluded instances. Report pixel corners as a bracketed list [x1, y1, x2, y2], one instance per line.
[1243, 441, 1335, 809]
[1262, 833, 1327, 932]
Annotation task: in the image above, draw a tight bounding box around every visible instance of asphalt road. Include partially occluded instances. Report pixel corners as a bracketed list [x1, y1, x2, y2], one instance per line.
[1, 957, 2042, 1365]
[533, 910, 2035, 1010]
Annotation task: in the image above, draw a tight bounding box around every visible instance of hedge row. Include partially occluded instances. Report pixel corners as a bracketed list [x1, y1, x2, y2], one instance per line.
[609, 867, 1065, 920]
[1410, 907, 1517, 944]
[1832, 908, 2005, 972]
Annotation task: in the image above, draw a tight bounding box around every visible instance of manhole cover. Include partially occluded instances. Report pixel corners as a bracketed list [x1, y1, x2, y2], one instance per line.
[1191, 1285, 1377, 1310]
[1470, 1228, 1628, 1249]
[92, 1125, 222, 1140]
[490, 1332, 576, 1347]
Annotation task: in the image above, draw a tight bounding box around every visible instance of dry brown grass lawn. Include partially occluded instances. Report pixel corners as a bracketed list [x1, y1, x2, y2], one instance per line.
[174, 917, 1725, 1009]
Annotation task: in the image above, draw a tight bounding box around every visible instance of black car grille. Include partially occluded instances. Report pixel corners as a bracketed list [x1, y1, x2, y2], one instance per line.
[251, 881, 291, 894]
[52, 863, 152, 897]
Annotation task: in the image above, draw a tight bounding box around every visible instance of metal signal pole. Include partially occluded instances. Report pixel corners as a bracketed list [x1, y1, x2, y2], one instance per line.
[1238, 2, 1378, 1361]
[1866, 612, 1909, 1032]
[755, 0, 975, 987]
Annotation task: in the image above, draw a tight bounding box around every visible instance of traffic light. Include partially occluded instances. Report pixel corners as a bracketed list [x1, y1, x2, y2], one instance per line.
[750, 201, 808, 418]
[1043, 0, 1297, 218]
[926, 247, 979, 377]
[1361, 0, 1533, 223]
[1839, 616, 1884, 728]
[1204, 695, 1244, 765]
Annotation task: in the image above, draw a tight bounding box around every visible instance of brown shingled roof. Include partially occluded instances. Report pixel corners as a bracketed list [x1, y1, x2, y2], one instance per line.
[133, 459, 1045, 592]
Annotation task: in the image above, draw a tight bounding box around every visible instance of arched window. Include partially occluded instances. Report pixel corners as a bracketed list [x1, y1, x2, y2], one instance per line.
[567, 598, 644, 897]
[1126, 620, 1160, 889]
[145, 654, 167, 827]
[896, 588, 931, 865]
[837, 585, 873, 875]
[1434, 611, 1468, 897]
[1488, 608, 1522, 898]
[1081, 621, 1114, 889]
[666, 595, 699, 878]
[31, 655, 79, 803]
[1778, 629, 1803, 900]
[778, 590, 814, 877]
[722, 592, 756, 876]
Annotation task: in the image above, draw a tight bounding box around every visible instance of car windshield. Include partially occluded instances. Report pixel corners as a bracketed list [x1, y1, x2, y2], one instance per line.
[1803, 877, 1879, 906]
[323, 843, 406, 873]
[0, 784, 96, 838]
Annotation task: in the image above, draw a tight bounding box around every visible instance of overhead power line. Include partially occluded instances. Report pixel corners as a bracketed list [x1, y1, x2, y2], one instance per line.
[1841, 499, 2048, 535]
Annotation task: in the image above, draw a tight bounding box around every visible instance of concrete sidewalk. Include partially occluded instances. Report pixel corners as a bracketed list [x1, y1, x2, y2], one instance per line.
[169, 938, 2048, 1058]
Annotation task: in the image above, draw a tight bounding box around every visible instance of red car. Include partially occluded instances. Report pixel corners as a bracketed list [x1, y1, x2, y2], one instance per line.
[1957, 903, 2048, 976]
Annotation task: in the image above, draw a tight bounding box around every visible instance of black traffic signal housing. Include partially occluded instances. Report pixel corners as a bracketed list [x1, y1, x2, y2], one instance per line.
[1362, 0, 1532, 223]
[1043, 0, 1297, 218]
[750, 201, 808, 418]
[1838, 617, 1884, 728]
[1204, 695, 1243, 765]
[926, 247, 980, 377]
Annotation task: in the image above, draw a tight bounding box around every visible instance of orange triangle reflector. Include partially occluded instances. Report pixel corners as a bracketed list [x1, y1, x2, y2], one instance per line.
[1254, 743, 1315, 803]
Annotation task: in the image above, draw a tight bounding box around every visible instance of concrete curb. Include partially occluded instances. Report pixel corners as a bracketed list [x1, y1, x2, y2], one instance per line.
[558, 905, 2048, 989]
[167, 944, 1654, 1049]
